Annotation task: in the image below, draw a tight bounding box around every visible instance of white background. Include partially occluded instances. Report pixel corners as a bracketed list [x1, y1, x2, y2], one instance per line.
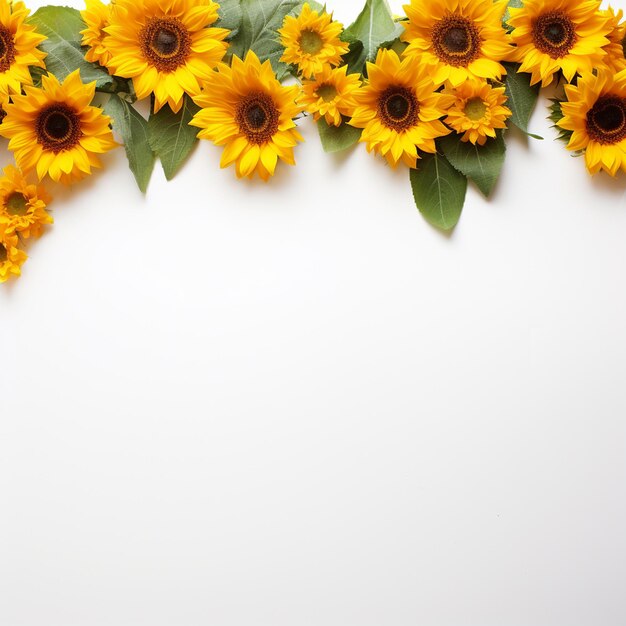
[2, 0, 626, 624]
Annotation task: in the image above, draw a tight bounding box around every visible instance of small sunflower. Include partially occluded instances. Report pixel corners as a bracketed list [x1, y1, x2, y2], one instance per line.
[0, 0, 46, 95]
[80, 0, 114, 66]
[0, 70, 117, 185]
[104, 0, 229, 113]
[0, 165, 52, 239]
[401, 0, 512, 87]
[444, 79, 511, 145]
[507, 0, 612, 87]
[601, 6, 626, 73]
[557, 69, 626, 176]
[300, 65, 360, 126]
[278, 2, 349, 79]
[348, 49, 454, 168]
[0, 225, 27, 283]
[191, 51, 303, 181]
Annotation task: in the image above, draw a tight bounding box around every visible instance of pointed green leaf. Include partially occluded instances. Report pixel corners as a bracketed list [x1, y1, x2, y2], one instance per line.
[503, 62, 542, 138]
[28, 6, 114, 89]
[317, 118, 362, 153]
[342, 0, 404, 75]
[216, 0, 243, 38]
[410, 153, 468, 231]
[227, 0, 302, 80]
[440, 132, 506, 198]
[104, 95, 155, 193]
[148, 97, 200, 180]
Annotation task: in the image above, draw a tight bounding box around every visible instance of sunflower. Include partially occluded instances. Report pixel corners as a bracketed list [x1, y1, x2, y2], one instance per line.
[191, 51, 303, 181]
[0, 165, 52, 239]
[348, 49, 453, 168]
[0, 225, 27, 283]
[557, 69, 626, 176]
[443, 79, 511, 145]
[507, 0, 612, 87]
[0, 0, 46, 95]
[81, 0, 114, 66]
[0, 70, 117, 185]
[278, 2, 349, 79]
[600, 7, 626, 73]
[300, 65, 361, 126]
[104, 0, 229, 113]
[401, 0, 512, 87]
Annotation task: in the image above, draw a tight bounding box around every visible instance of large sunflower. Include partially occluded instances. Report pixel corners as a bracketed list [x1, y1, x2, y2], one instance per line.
[401, 0, 512, 87]
[348, 49, 454, 168]
[104, 0, 229, 113]
[0, 165, 52, 239]
[601, 6, 626, 73]
[0, 225, 27, 283]
[0, 70, 117, 185]
[557, 69, 626, 176]
[444, 79, 511, 145]
[507, 0, 612, 87]
[300, 65, 361, 126]
[80, 0, 114, 67]
[278, 2, 349, 79]
[0, 0, 46, 95]
[191, 51, 303, 181]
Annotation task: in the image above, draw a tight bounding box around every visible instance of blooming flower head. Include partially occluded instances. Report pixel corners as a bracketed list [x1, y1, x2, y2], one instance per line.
[279, 3, 349, 78]
[191, 51, 304, 181]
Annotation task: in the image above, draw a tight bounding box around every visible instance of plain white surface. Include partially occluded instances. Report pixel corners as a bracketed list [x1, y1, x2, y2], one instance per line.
[2, 1, 626, 624]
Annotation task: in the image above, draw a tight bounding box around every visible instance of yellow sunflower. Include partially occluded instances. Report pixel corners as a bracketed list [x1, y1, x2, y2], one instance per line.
[300, 65, 360, 126]
[348, 49, 454, 168]
[0, 225, 27, 283]
[600, 6, 626, 73]
[0, 165, 52, 239]
[557, 69, 626, 176]
[278, 2, 349, 79]
[190, 51, 303, 181]
[0, 0, 46, 95]
[104, 0, 229, 113]
[507, 0, 612, 87]
[80, 0, 114, 66]
[0, 70, 117, 185]
[401, 0, 512, 87]
[443, 79, 511, 145]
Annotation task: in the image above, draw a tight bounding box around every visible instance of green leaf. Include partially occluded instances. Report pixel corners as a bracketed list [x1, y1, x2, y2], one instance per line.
[503, 62, 542, 138]
[148, 96, 200, 181]
[227, 0, 302, 80]
[342, 0, 404, 75]
[440, 132, 506, 198]
[104, 94, 156, 193]
[28, 6, 114, 89]
[317, 118, 362, 153]
[410, 152, 468, 232]
[216, 0, 243, 38]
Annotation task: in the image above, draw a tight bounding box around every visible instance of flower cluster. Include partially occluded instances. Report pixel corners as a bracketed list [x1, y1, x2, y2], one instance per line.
[0, 0, 624, 283]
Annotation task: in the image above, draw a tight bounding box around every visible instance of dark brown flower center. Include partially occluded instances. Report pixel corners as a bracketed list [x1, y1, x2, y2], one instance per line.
[140, 17, 191, 72]
[432, 14, 482, 67]
[378, 86, 419, 131]
[532, 12, 576, 58]
[0, 105, 6, 125]
[0, 243, 7, 264]
[5, 192, 29, 216]
[36, 104, 82, 153]
[236, 93, 280, 144]
[586, 95, 626, 144]
[0, 25, 16, 73]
